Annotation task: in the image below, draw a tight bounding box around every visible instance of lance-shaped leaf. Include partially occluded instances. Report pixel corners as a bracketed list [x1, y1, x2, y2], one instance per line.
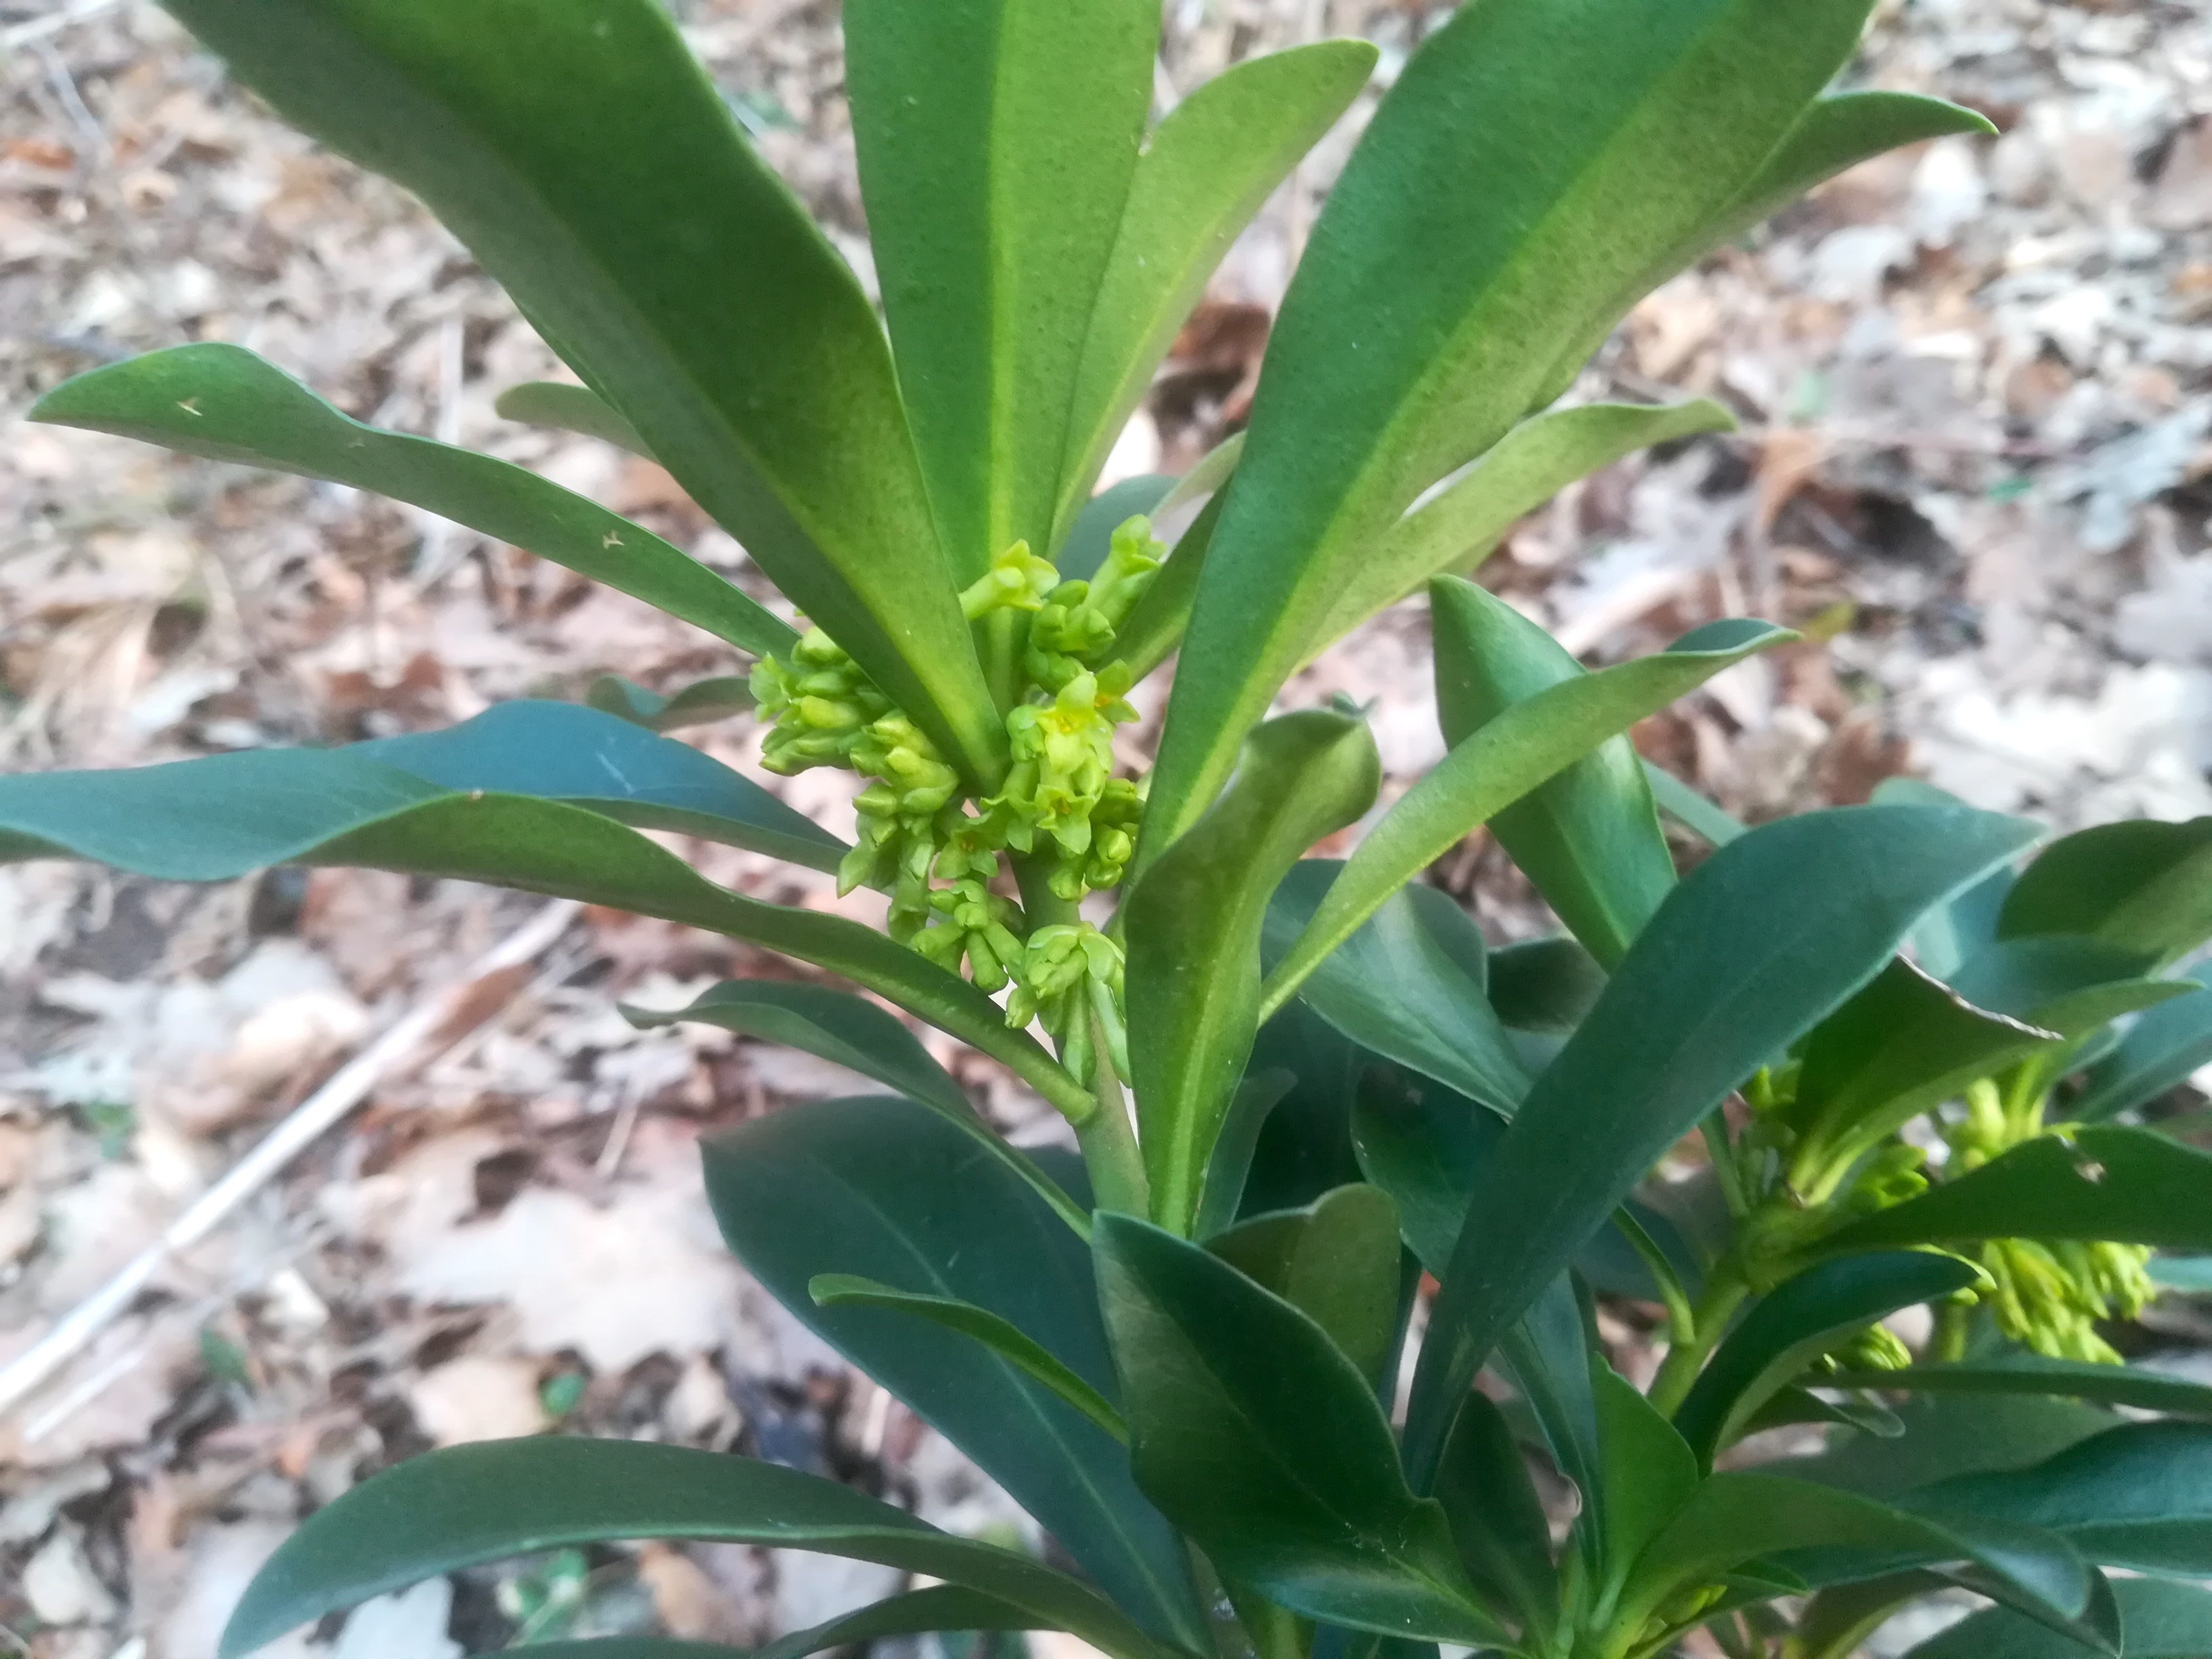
[1432, 1391, 1559, 1636]
[1432, 577, 1676, 969]
[216, 1438, 1178, 1659]
[157, 0, 1002, 782]
[1791, 1394, 2122, 1506]
[1126, 710, 1380, 1235]
[1114, 491, 1226, 685]
[340, 699, 843, 870]
[0, 753, 1089, 1119]
[1591, 1367, 1700, 1591]
[1052, 43, 1377, 543]
[1264, 861, 1530, 1115]
[1091, 1214, 1504, 1645]
[1818, 1126, 2212, 1255]
[1901, 1421, 2212, 1577]
[1144, 0, 1899, 851]
[1306, 399, 1734, 652]
[521, 1585, 1056, 1659]
[1236, 1003, 1371, 1220]
[1906, 1576, 2212, 1659]
[1401, 804, 2040, 1484]
[33, 346, 795, 659]
[586, 675, 755, 732]
[809, 1274, 1127, 1443]
[2000, 817, 2212, 970]
[1948, 936, 2191, 1035]
[1261, 612, 1794, 1016]
[1643, 759, 1748, 848]
[1670, 1252, 1983, 1466]
[1192, 1068, 1295, 1240]
[620, 980, 1087, 1233]
[1500, 1276, 1606, 1553]
[1617, 1474, 2099, 1650]
[706, 1097, 1209, 1650]
[1823, 1358, 2212, 1420]
[2070, 976, 2212, 1123]
[845, 0, 1159, 577]
[1205, 1183, 1402, 1386]
[1058, 475, 1179, 581]
[493, 380, 651, 457]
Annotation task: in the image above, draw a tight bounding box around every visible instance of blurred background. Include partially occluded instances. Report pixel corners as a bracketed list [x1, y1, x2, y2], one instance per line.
[3, 0, 2211, 1655]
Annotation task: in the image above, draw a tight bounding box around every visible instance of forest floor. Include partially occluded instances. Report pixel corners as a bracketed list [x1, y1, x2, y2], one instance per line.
[5, 1, 2212, 1656]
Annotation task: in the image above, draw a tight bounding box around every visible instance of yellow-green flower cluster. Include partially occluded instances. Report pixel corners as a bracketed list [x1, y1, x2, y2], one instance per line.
[1005, 923, 1127, 1086]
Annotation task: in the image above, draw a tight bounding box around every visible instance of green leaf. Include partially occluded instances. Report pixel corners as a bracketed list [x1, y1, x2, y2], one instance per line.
[809, 1273, 1128, 1443]
[1401, 803, 2040, 1483]
[1146, 0, 1895, 850]
[2153, 1256, 2212, 1291]
[1499, 1275, 1605, 1546]
[1432, 1391, 1559, 1635]
[1642, 759, 1748, 848]
[1059, 475, 1178, 580]
[705, 1096, 1208, 1650]
[845, 0, 1159, 576]
[1949, 936, 2192, 1035]
[1307, 399, 1735, 654]
[1236, 1003, 1371, 1220]
[1113, 490, 1225, 685]
[1670, 1252, 1982, 1465]
[1053, 43, 1377, 542]
[349, 699, 842, 870]
[1350, 1068, 1509, 1275]
[1091, 1213, 1504, 1645]
[157, 0, 1002, 782]
[1432, 577, 1676, 968]
[1822, 1358, 2212, 1420]
[0, 755, 1087, 1119]
[1126, 711, 1381, 1234]
[1592, 1366, 1700, 1589]
[1260, 607, 1794, 1014]
[1786, 1574, 1954, 1659]
[1192, 1068, 1295, 1240]
[218, 1443, 1177, 1659]
[1818, 1126, 2212, 1255]
[2000, 818, 2212, 970]
[586, 675, 755, 732]
[2068, 976, 2212, 1123]
[1264, 862, 1531, 1114]
[1204, 1183, 1403, 1386]
[1792, 1394, 2121, 1504]
[32, 345, 795, 659]
[1904, 1421, 2212, 1576]
[521, 1586, 1054, 1659]
[493, 380, 651, 456]
[1618, 1473, 2097, 1647]
[1905, 1576, 2212, 1659]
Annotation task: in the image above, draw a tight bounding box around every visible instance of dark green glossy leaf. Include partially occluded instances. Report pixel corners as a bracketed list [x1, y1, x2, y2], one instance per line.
[1906, 1576, 2212, 1659]
[520, 1585, 1053, 1659]
[1642, 759, 1747, 848]
[1819, 1126, 2212, 1255]
[1055, 43, 1377, 542]
[0, 755, 1087, 1119]
[810, 1273, 1127, 1443]
[1823, 1358, 2212, 1420]
[1619, 1473, 2096, 1647]
[1237, 1003, 1371, 1220]
[1792, 1394, 2121, 1504]
[618, 979, 1091, 1232]
[1487, 937, 1607, 1037]
[1948, 936, 2190, 1035]
[1146, 0, 1896, 849]
[1205, 1184, 1401, 1386]
[1091, 1213, 1502, 1645]
[2069, 976, 2212, 1123]
[1498, 1275, 1604, 1542]
[1786, 1573, 1952, 1659]
[1114, 490, 1225, 685]
[846, 0, 1157, 577]
[1904, 1421, 2212, 1576]
[705, 1097, 1208, 1650]
[1310, 398, 1733, 661]
[2000, 818, 2212, 971]
[1264, 862, 1529, 1114]
[586, 675, 755, 732]
[1739, 1384, 1904, 1441]
[493, 380, 651, 456]
[32, 345, 795, 658]
[1432, 1391, 1558, 1635]
[1059, 476, 1178, 581]
[1260, 608, 1793, 1011]
[1432, 576, 1674, 968]
[349, 699, 841, 869]
[218, 1438, 1176, 1659]
[1403, 803, 2038, 1482]
[1671, 1252, 1982, 1465]
[1592, 1365, 1700, 1589]
[1127, 711, 1380, 1233]
[1350, 1067, 1508, 1275]
[1192, 1068, 1294, 1241]
[157, 0, 1007, 782]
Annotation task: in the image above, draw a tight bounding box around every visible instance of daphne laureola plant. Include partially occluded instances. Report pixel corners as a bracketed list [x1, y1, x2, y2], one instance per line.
[12, 1, 2212, 1655]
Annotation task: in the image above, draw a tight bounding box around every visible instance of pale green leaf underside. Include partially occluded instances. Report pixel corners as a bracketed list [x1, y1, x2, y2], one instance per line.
[494, 379, 653, 456]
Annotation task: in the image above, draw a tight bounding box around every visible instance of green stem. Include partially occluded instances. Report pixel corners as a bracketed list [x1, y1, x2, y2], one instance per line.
[1078, 1002, 1150, 1216]
[1702, 1110, 1749, 1219]
[1645, 1269, 1752, 1419]
[1929, 1298, 1969, 1363]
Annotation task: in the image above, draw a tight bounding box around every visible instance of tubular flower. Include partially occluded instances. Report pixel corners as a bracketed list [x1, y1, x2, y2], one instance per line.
[910, 877, 1028, 994]
[752, 626, 891, 774]
[1006, 923, 1127, 1086]
[988, 666, 1138, 861]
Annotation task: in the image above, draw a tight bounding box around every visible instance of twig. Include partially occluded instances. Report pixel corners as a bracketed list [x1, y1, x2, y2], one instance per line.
[0, 898, 580, 1423]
